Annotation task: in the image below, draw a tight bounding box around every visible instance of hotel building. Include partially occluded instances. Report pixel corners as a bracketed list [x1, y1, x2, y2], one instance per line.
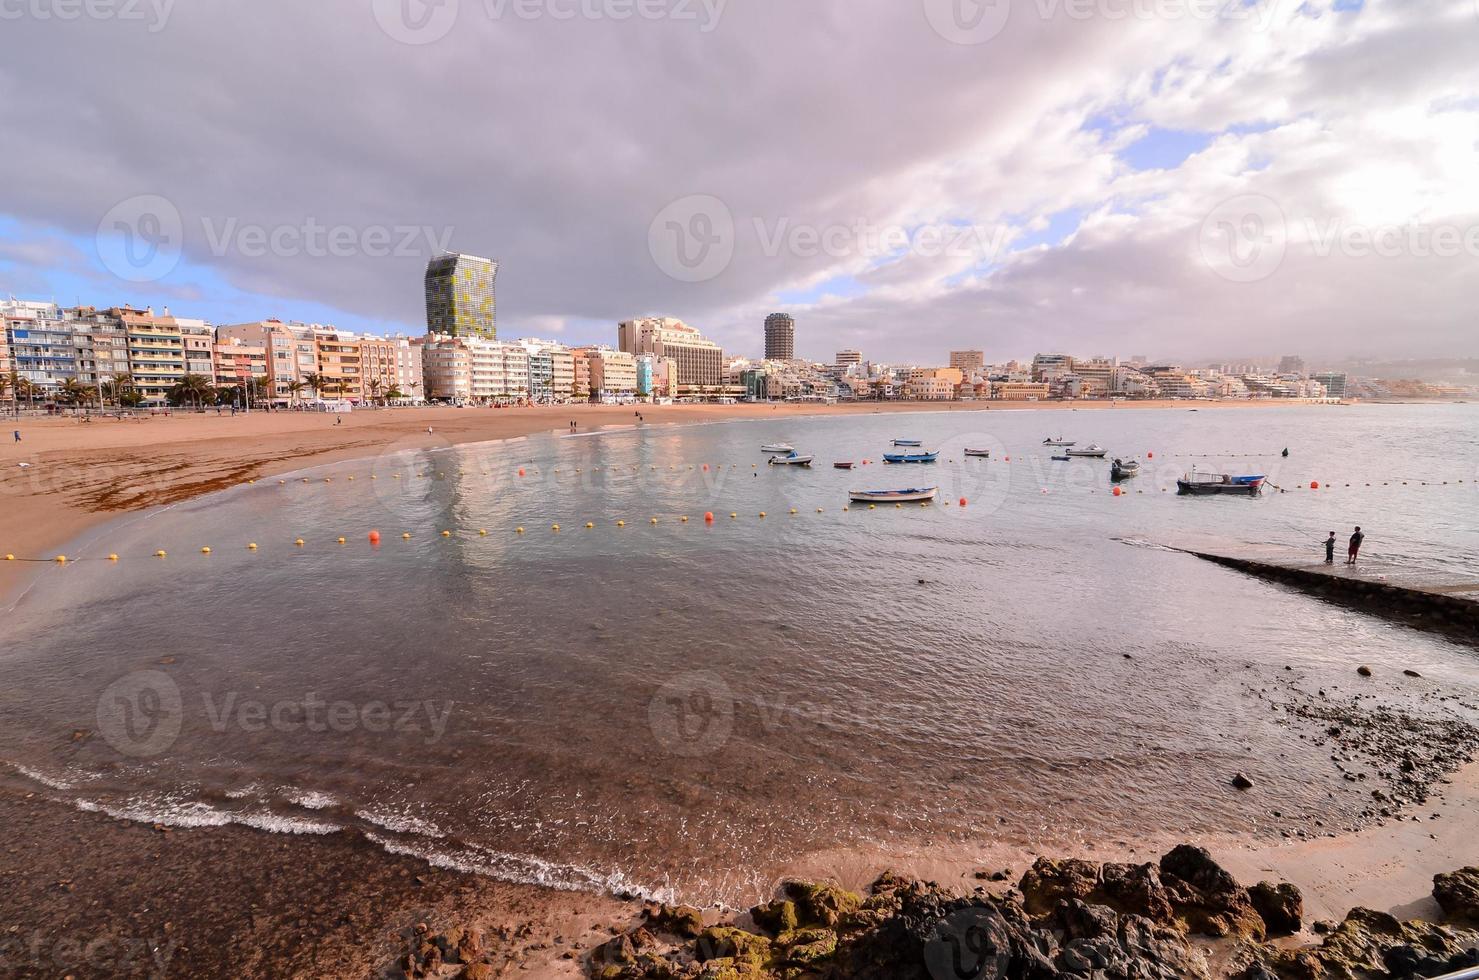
[425, 252, 498, 339]
[763, 313, 795, 361]
[616, 317, 723, 396]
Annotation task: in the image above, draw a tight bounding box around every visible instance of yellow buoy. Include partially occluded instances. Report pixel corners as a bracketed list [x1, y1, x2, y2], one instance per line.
[552, 524, 561, 531]
[155, 550, 167, 558]
[201, 547, 211, 554]
[650, 518, 658, 524]
[247, 543, 258, 551]
[402, 532, 412, 539]
[3, 554, 12, 561]
[789, 508, 797, 515]
[108, 553, 119, 561]
[759, 512, 767, 518]
[868, 504, 876, 510]
[337, 537, 347, 544]
[516, 527, 525, 534]
[680, 516, 689, 522]
[295, 538, 305, 547]
[347, 476, 354, 481]
[441, 530, 451, 537]
[616, 520, 626, 527]
[816, 508, 823, 513]
[730, 512, 738, 519]
[324, 478, 332, 483]
[586, 522, 595, 529]
[479, 529, 488, 536]
[54, 555, 67, 563]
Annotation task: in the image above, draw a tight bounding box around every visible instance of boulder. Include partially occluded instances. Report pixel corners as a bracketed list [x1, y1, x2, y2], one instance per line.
[780, 881, 861, 928]
[1249, 881, 1304, 936]
[1435, 867, 1479, 921]
[748, 899, 798, 936]
[643, 903, 705, 939]
[1159, 845, 1266, 939]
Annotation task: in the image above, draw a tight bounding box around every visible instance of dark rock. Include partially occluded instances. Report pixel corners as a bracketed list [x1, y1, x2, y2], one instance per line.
[641, 902, 704, 938]
[1435, 867, 1479, 921]
[1159, 845, 1266, 939]
[1249, 881, 1303, 936]
[1358, 665, 1373, 677]
[1232, 773, 1255, 790]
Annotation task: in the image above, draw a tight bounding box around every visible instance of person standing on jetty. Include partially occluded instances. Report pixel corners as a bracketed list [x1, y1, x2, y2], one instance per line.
[1323, 531, 1336, 564]
[1347, 526, 1364, 564]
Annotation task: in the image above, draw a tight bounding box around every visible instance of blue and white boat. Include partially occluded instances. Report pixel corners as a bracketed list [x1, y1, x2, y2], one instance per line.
[891, 439, 923, 447]
[768, 451, 813, 466]
[882, 450, 938, 464]
[849, 487, 937, 503]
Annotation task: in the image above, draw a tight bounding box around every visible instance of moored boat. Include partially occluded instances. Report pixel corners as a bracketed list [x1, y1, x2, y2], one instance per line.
[1051, 455, 1071, 462]
[882, 450, 939, 464]
[1176, 472, 1265, 496]
[1064, 444, 1108, 458]
[768, 451, 813, 466]
[833, 461, 854, 469]
[1110, 458, 1141, 480]
[760, 443, 795, 454]
[1043, 437, 1075, 446]
[891, 439, 923, 447]
[964, 448, 991, 457]
[848, 487, 938, 503]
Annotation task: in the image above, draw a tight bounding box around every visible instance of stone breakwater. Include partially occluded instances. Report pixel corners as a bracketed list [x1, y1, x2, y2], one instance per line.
[385, 849, 1479, 979]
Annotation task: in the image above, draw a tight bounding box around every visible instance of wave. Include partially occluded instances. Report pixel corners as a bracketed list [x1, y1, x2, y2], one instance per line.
[74, 795, 341, 836]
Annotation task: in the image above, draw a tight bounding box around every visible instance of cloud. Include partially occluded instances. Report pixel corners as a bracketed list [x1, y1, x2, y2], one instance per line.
[0, 0, 1474, 364]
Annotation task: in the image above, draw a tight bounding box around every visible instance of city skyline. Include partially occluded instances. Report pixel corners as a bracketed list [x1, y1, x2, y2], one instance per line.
[1, 2, 1475, 364]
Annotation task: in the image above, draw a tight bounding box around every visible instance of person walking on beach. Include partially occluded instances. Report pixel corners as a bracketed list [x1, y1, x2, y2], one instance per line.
[1347, 526, 1364, 565]
[1323, 531, 1336, 564]
[11, 430, 19, 443]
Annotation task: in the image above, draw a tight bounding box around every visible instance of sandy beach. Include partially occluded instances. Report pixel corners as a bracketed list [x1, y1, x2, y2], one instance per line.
[3, 396, 1475, 978]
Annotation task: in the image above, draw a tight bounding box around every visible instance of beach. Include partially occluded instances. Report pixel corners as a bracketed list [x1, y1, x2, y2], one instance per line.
[2, 397, 1476, 979]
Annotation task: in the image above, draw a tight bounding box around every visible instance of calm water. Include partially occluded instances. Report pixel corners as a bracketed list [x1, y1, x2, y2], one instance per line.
[2, 404, 1477, 905]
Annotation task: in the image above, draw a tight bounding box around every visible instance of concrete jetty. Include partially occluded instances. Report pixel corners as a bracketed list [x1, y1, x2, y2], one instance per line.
[1150, 534, 1479, 641]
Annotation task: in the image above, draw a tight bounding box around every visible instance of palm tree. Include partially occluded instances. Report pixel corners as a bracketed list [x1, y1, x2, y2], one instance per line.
[286, 379, 306, 407]
[302, 372, 325, 402]
[385, 385, 405, 403]
[58, 379, 94, 409]
[407, 380, 421, 404]
[366, 376, 384, 406]
[13, 377, 37, 414]
[0, 371, 10, 413]
[170, 373, 214, 410]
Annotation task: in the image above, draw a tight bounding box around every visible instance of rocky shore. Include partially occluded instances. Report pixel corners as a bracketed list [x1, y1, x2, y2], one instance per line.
[445, 849, 1477, 980]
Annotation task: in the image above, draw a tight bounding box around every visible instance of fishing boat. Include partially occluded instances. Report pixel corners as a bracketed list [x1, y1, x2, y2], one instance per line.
[1064, 444, 1108, 458]
[1176, 472, 1265, 496]
[848, 487, 938, 503]
[760, 443, 795, 454]
[768, 451, 813, 466]
[1043, 437, 1075, 446]
[882, 450, 939, 464]
[1110, 458, 1141, 480]
[833, 461, 854, 470]
[891, 439, 923, 447]
[964, 448, 991, 458]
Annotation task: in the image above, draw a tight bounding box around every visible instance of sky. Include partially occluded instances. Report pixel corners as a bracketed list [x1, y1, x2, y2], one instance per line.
[1, 0, 1476, 366]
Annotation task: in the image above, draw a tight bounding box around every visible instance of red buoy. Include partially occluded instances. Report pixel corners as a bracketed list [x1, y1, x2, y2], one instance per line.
[518, 468, 526, 477]
[1112, 486, 1123, 497]
[1310, 481, 1320, 490]
[958, 497, 967, 506]
[704, 512, 714, 522]
[368, 530, 381, 544]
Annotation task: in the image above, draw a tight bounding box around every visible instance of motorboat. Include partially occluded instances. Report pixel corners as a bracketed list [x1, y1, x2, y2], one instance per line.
[768, 451, 813, 466]
[1064, 444, 1108, 458]
[1051, 455, 1071, 462]
[891, 439, 923, 447]
[848, 487, 938, 503]
[964, 448, 991, 458]
[833, 461, 854, 469]
[1043, 437, 1075, 446]
[882, 450, 939, 464]
[1111, 458, 1141, 480]
[1176, 472, 1265, 496]
[760, 443, 795, 454]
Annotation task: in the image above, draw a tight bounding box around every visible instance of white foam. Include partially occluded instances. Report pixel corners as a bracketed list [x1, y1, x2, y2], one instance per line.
[8, 762, 78, 791]
[357, 807, 446, 838]
[284, 788, 338, 810]
[75, 795, 340, 835]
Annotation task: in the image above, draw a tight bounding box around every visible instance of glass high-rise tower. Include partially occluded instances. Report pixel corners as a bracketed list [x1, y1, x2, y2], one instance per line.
[425, 253, 498, 339]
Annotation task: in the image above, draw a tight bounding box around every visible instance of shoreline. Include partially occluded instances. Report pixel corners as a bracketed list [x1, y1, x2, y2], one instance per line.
[4, 396, 1476, 977]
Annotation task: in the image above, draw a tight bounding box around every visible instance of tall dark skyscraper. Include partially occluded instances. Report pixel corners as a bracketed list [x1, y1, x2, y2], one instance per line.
[764, 312, 795, 361]
[425, 252, 498, 338]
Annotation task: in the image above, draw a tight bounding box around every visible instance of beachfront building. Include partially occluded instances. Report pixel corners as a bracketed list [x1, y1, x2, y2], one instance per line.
[763, 313, 795, 361]
[219, 320, 303, 405]
[418, 333, 530, 404]
[1031, 353, 1075, 383]
[992, 381, 1051, 400]
[180, 319, 216, 382]
[67, 308, 130, 396]
[905, 367, 963, 400]
[949, 350, 985, 375]
[419, 334, 473, 402]
[616, 317, 723, 398]
[581, 346, 638, 402]
[1312, 371, 1348, 398]
[359, 334, 424, 403]
[425, 252, 497, 339]
[3, 300, 75, 400]
[119, 307, 187, 405]
[635, 353, 677, 401]
[213, 338, 269, 401]
[570, 348, 592, 401]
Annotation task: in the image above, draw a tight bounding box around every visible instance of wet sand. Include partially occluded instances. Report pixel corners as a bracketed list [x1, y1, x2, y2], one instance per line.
[8, 396, 1474, 978]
